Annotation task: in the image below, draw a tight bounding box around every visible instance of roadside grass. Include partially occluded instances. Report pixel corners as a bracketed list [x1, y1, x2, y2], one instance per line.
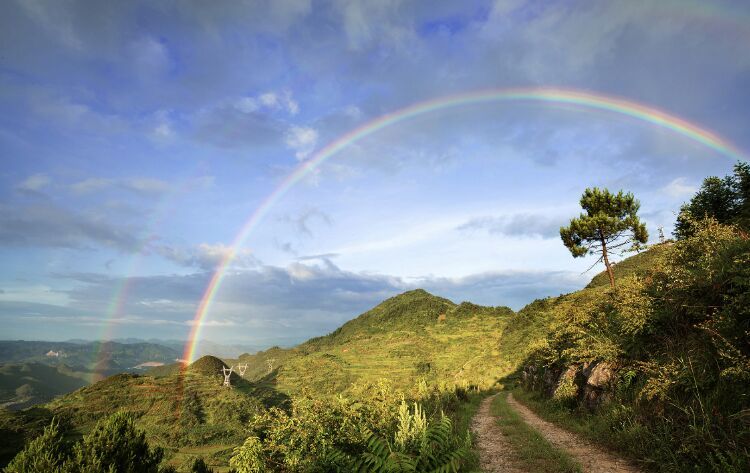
[491, 390, 582, 473]
[451, 391, 487, 473]
[511, 387, 623, 449]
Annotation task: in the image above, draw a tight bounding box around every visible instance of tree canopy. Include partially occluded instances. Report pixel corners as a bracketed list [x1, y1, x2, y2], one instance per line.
[560, 187, 648, 288]
[674, 161, 750, 238]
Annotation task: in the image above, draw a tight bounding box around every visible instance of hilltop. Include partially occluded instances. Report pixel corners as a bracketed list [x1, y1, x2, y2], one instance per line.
[234, 289, 514, 394]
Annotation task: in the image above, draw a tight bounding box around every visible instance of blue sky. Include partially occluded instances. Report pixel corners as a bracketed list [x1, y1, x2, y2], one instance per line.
[1, 0, 749, 347]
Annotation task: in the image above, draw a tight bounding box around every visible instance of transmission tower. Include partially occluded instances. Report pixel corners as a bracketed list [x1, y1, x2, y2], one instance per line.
[266, 358, 276, 374]
[658, 226, 665, 243]
[222, 366, 234, 387]
[237, 363, 248, 377]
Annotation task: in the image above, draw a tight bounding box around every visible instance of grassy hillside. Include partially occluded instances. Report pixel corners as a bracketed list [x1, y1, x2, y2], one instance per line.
[501, 224, 750, 471]
[237, 289, 514, 394]
[586, 243, 671, 289]
[499, 243, 671, 368]
[0, 355, 288, 471]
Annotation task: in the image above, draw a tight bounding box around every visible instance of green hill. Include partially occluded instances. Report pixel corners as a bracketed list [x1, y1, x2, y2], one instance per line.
[236, 289, 513, 394]
[586, 242, 671, 289]
[0, 355, 288, 470]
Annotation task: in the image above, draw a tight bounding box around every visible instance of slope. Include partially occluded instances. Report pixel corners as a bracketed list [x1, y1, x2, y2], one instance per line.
[499, 223, 750, 471]
[237, 289, 514, 394]
[0, 362, 88, 411]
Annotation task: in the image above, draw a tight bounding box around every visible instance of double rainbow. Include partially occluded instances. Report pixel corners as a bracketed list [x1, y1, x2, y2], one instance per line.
[182, 86, 746, 363]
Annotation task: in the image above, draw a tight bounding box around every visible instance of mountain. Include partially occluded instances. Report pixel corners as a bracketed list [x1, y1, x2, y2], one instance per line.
[233, 289, 513, 394]
[0, 354, 287, 468]
[0, 340, 180, 373]
[0, 340, 182, 411]
[0, 362, 88, 411]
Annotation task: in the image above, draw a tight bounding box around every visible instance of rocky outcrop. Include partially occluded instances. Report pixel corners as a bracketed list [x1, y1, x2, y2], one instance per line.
[522, 360, 618, 410]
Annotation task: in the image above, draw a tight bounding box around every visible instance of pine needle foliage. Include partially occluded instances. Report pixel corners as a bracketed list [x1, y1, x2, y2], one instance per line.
[560, 187, 648, 288]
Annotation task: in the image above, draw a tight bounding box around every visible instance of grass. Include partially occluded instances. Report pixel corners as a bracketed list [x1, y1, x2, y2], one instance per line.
[510, 387, 630, 454]
[490, 390, 581, 473]
[236, 290, 515, 396]
[450, 391, 486, 473]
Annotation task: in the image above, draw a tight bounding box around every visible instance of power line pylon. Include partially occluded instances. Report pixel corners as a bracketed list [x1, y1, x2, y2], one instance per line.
[222, 366, 234, 387]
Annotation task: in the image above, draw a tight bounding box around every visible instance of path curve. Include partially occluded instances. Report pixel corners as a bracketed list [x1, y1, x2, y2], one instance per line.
[506, 393, 641, 473]
[471, 394, 525, 473]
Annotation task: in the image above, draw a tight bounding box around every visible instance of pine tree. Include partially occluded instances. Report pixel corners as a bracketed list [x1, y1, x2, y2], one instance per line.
[560, 188, 648, 288]
[3, 420, 68, 473]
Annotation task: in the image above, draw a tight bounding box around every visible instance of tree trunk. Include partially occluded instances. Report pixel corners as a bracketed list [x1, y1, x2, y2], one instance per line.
[601, 236, 615, 288]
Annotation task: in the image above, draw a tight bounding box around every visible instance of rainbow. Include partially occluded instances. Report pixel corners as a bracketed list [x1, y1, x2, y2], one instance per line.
[181, 86, 747, 363]
[88, 171, 207, 380]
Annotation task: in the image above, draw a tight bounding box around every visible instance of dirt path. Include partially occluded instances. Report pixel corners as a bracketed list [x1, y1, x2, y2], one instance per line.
[506, 393, 641, 473]
[471, 394, 525, 473]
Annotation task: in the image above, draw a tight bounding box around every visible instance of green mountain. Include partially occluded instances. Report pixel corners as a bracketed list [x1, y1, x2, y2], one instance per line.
[234, 289, 513, 394]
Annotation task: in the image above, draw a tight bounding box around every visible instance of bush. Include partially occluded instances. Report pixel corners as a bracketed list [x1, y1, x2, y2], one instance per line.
[4, 413, 173, 473]
[229, 380, 474, 472]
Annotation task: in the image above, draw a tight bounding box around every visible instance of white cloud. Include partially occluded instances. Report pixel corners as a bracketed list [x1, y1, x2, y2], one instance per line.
[234, 90, 299, 116]
[235, 96, 260, 113]
[130, 36, 171, 80]
[662, 177, 698, 198]
[17, 173, 51, 191]
[285, 126, 319, 160]
[70, 178, 116, 194]
[150, 110, 174, 142]
[154, 243, 260, 271]
[70, 177, 171, 195]
[259, 92, 278, 107]
[125, 178, 170, 194]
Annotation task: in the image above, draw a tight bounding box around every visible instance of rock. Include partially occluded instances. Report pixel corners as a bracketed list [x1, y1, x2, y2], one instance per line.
[587, 361, 615, 388]
[553, 365, 579, 401]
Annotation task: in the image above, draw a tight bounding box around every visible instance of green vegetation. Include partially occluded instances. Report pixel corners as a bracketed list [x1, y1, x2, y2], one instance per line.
[4, 413, 173, 473]
[560, 187, 648, 288]
[490, 392, 580, 473]
[674, 161, 750, 238]
[238, 290, 512, 395]
[230, 381, 476, 472]
[503, 218, 750, 471]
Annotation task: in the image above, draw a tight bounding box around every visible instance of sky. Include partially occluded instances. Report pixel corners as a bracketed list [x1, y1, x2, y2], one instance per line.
[1, 0, 749, 349]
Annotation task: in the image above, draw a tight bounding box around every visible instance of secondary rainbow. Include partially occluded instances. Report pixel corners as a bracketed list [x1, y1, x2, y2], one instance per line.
[182, 86, 747, 363]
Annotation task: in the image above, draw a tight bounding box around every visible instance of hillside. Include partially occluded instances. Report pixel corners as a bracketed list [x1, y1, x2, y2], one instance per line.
[236, 289, 514, 394]
[499, 224, 750, 471]
[0, 355, 287, 469]
[0, 362, 88, 411]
